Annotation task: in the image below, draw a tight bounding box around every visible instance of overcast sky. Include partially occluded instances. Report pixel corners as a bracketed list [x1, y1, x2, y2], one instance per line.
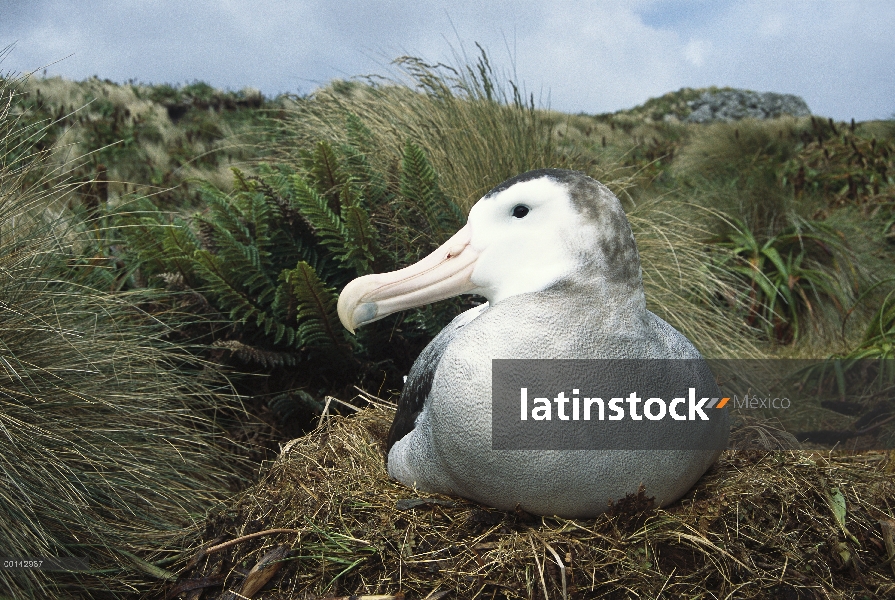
[2, 1, 893, 121]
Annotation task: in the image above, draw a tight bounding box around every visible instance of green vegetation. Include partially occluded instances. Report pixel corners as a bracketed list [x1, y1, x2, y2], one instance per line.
[12, 72, 273, 209]
[713, 218, 856, 343]
[0, 71, 257, 599]
[111, 137, 471, 396]
[2, 45, 894, 598]
[841, 278, 895, 360]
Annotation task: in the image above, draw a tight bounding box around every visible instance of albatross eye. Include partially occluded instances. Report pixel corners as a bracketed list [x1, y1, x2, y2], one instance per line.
[511, 205, 530, 219]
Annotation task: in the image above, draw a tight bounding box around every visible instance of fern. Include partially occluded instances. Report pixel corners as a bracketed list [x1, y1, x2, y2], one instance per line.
[338, 182, 378, 274]
[193, 248, 266, 324]
[400, 140, 464, 243]
[213, 339, 298, 368]
[115, 198, 202, 287]
[281, 261, 346, 350]
[302, 140, 346, 205]
[106, 115, 473, 409]
[159, 217, 203, 284]
[289, 174, 346, 251]
[345, 112, 374, 152]
[269, 279, 299, 346]
[268, 390, 324, 419]
[342, 113, 390, 209]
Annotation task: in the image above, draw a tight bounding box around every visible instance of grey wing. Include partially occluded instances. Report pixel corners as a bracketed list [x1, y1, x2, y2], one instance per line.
[645, 311, 704, 359]
[386, 303, 488, 452]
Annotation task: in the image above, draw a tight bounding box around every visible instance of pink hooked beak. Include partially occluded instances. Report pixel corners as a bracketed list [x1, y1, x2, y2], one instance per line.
[337, 224, 479, 333]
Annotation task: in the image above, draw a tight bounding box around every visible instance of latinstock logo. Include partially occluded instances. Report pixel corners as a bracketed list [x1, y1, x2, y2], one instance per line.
[518, 388, 729, 422]
[491, 359, 730, 451]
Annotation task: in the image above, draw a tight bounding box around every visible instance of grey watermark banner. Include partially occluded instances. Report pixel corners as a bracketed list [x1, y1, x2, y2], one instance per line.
[491, 359, 895, 450]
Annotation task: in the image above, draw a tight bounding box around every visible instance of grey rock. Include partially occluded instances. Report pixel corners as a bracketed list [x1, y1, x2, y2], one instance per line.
[685, 90, 810, 123]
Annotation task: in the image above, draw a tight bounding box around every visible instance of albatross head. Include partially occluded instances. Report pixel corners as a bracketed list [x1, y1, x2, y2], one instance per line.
[337, 169, 644, 333]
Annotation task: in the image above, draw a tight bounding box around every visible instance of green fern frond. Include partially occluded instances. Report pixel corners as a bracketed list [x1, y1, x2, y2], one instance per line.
[160, 217, 202, 284]
[400, 140, 438, 201]
[198, 183, 255, 245]
[270, 274, 298, 340]
[338, 182, 378, 275]
[230, 166, 259, 194]
[213, 339, 298, 367]
[341, 114, 391, 208]
[345, 112, 374, 151]
[288, 174, 347, 251]
[303, 140, 346, 198]
[342, 149, 389, 211]
[400, 140, 464, 241]
[250, 167, 316, 237]
[115, 200, 201, 286]
[192, 248, 269, 324]
[281, 261, 346, 349]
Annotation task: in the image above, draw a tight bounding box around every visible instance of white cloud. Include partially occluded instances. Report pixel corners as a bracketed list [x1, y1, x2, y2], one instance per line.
[684, 39, 709, 68]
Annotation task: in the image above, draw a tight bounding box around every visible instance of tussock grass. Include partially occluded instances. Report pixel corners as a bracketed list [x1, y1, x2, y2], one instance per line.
[271, 52, 759, 359]
[628, 199, 765, 358]
[18, 75, 171, 188]
[671, 117, 814, 235]
[176, 408, 895, 599]
[272, 52, 607, 211]
[15, 73, 268, 211]
[0, 70, 255, 599]
[664, 118, 889, 352]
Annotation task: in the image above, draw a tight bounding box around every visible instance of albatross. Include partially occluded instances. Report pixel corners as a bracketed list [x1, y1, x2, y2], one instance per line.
[337, 169, 728, 518]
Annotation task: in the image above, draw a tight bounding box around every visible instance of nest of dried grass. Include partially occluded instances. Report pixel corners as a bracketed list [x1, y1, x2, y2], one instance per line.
[167, 407, 895, 600]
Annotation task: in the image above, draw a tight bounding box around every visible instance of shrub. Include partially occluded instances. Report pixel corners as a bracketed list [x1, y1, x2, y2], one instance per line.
[781, 117, 895, 206]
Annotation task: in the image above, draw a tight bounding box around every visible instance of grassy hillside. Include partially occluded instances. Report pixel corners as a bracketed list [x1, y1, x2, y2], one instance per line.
[13, 74, 278, 208]
[2, 50, 894, 598]
[10, 57, 895, 445]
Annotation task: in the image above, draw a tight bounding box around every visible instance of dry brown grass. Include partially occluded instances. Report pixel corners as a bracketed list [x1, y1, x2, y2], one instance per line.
[272, 56, 612, 214]
[165, 407, 895, 599]
[628, 198, 765, 359]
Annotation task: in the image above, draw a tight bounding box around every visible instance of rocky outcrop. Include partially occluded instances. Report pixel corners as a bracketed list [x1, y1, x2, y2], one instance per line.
[686, 90, 810, 123]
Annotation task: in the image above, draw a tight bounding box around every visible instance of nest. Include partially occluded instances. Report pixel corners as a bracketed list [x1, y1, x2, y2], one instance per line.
[164, 408, 895, 599]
